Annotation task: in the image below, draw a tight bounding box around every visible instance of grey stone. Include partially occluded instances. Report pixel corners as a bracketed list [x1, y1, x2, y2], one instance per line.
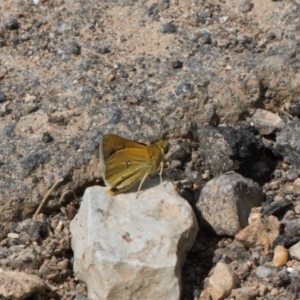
[160, 23, 178, 34]
[276, 118, 300, 166]
[196, 171, 264, 236]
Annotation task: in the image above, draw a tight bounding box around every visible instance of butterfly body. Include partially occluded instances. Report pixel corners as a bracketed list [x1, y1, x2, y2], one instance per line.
[100, 134, 168, 198]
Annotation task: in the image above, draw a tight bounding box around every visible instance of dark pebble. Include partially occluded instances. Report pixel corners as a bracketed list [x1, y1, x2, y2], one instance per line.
[79, 59, 91, 71]
[96, 45, 110, 54]
[146, 3, 158, 16]
[265, 194, 275, 204]
[4, 17, 20, 30]
[171, 60, 183, 69]
[48, 116, 68, 125]
[33, 20, 43, 28]
[20, 219, 48, 242]
[118, 69, 129, 78]
[287, 278, 300, 293]
[12, 36, 21, 46]
[262, 198, 292, 217]
[284, 220, 300, 237]
[0, 91, 6, 102]
[201, 33, 212, 45]
[237, 35, 252, 44]
[273, 235, 293, 248]
[42, 132, 54, 143]
[198, 11, 211, 19]
[69, 41, 81, 55]
[160, 23, 178, 34]
[109, 110, 122, 125]
[4, 123, 16, 138]
[287, 98, 300, 117]
[20, 152, 50, 175]
[273, 269, 291, 287]
[0, 247, 12, 259]
[120, 35, 127, 42]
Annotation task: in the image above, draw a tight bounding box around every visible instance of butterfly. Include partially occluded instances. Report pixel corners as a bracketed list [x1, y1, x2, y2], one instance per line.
[100, 134, 169, 198]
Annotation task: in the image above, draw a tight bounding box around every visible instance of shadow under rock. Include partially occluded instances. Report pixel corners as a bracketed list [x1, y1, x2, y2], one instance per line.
[180, 227, 219, 300]
[237, 140, 282, 186]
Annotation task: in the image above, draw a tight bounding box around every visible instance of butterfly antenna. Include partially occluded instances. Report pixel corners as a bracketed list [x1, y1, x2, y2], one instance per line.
[159, 115, 166, 140]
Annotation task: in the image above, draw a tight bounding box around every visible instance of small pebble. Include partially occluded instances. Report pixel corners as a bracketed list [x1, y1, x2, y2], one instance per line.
[108, 74, 115, 82]
[0, 91, 6, 102]
[96, 45, 110, 54]
[273, 170, 282, 178]
[259, 284, 268, 296]
[269, 181, 280, 190]
[42, 132, 53, 143]
[119, 35, 127, 42]
[293, 178, 300, 196]
[274, 195, 284, 201]
[201, 33, 212, 45]
[289, 241, 300, 260]
[169, 160, 182, 169]
[0, 101, 9, 114]
[24, 95, 37, 103]
[256, 265, 275, 278]
[160, 23, 178, 34]
[273, 245, 289, 267]
[55, 221, 64, 233]
[248, 212, 262, 224]
[239, 0, 253, 13]
[270, 288, 279, 296]
[51, 219, 59, 231]
[171, 60, 183, 69]
[25, 102, 38, 114]
[0, 67, 7, 79]
[69, 41, 81, 55]
[7, 233, 20, 239]
[4, 17, 20, 30]
[284, 169, 299, 182]
[294, 203, 300, 214]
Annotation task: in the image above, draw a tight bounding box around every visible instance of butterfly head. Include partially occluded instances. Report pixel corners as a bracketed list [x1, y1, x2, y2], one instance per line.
[154, 140, 169, 155]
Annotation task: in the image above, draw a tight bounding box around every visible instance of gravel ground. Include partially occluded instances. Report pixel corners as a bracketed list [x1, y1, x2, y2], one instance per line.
[1, 0, 300, 299]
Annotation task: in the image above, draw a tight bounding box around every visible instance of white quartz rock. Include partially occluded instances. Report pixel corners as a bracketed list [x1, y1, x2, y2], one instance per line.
[70, 182, 198, 300]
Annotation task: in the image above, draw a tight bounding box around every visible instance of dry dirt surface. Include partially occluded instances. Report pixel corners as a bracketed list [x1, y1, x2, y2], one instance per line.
[1, 0, 300, 299]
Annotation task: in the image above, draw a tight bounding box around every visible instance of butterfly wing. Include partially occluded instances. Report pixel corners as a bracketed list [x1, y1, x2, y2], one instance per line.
[102, 147, 152, 193]
[101, 134, 148, 161]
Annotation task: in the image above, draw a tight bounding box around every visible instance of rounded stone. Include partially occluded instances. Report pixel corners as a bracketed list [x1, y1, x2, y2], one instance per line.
[273, 245, 289, 267]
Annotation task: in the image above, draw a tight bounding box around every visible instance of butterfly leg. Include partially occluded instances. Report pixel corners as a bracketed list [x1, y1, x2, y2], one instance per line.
[159, 161, 164, 186]
[136, 172, 149, 199]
